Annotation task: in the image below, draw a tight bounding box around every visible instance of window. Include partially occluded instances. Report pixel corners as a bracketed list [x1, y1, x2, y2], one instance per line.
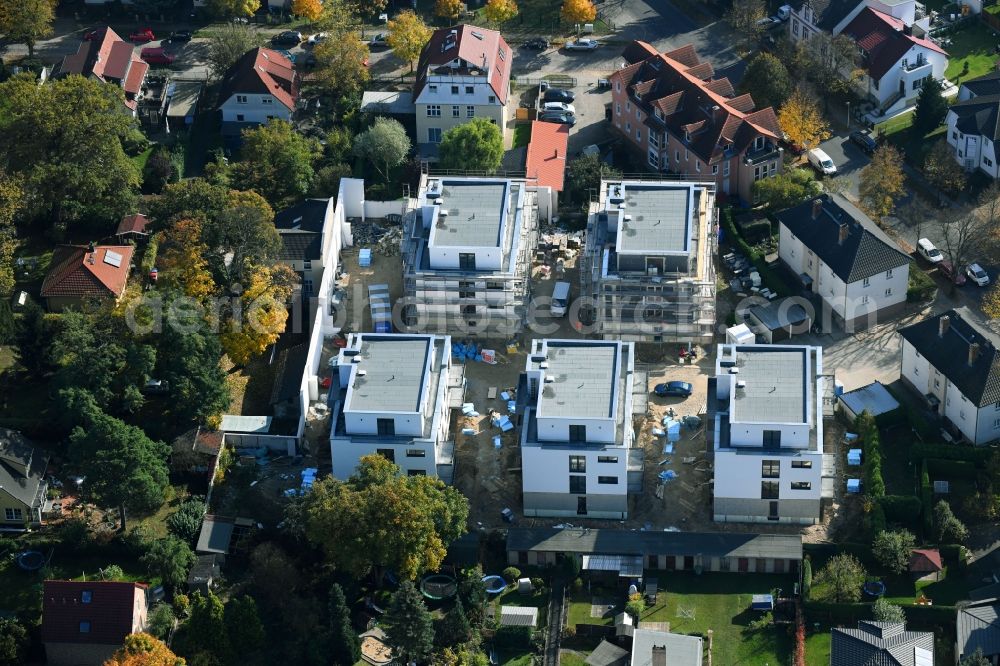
[753, 136, 765, 151]
[792, 19, 800, 36]
[762, 459, 780, 478]
[79, 621, 91, 634]
[466, 86, 474, 94]
[429, 85, 438, 93]
[427, 105, 441, 117]
[626, 102, 631, 113]
[616, 82, 621, 92]
[451, 85, 459, 94]
[885, 288, 892, 296]
[452, 105, 460, 117]
[81, 591, 92, 604]
[236, 114, 245, 122]
[886, 268, 893, 279]
[863, 277, 870, 287]
[406, 449, 426, 457]
[261, 96, 274, 105]
[635, 129, 641, 141]
[648, 150, 660, 169]
[488, 95, 496, 103]
[598, 456, 619, 463]
[761, 481, 779, 499]
[791, 481, 812, 490]
[486, 281, 503, 290]
[959, 150, 964, 158]
[303, 279, 313, 295]
[723, 161, 730, 177]
[675, 150, 680, 162]
[459, 253, 476, 271]
[428, 128, 442, 143]
[466, 106, 475, 118]
[712, 164, 719, 175]
[695, 160, 701, 173]
[598, 476, 619, 485]
[684, 149, 689, 161]
[569, 455, 586, 472]
[987, 157, 995, 168]
[770, 161, 777, 176]
[649, 133, 659, 149]
[569, 425, 586, 442]
[763, 430, 781, 448]
[376, 448, 395, 463]
[569, 475, 587, 494]
[3, 508, 21, 521]
[791, 460, 812, 469]
[459, 281, 475, 298]
[376, 419, 395, 437]
[934, 378, 941, 388]
[616, 103, 621, 115]
[236, 95, 248, 104]
[626, 122, 631, 133]
[994, 419, 1000, 429]
[861, 295, 869, 304]
[719, 557, 731, 572]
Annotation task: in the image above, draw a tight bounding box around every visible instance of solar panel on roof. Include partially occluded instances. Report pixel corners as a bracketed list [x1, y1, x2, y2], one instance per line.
[104, 250, 123, 267]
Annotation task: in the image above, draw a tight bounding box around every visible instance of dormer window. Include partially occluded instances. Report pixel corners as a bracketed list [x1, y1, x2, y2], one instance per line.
[654, 109, 663, 120]
[429, 85, 438, 93]
[685, 131, 691, 142]
[753, 136, 765, 151]
[635, 92, 642, 101]
[81, 591, 92, 604]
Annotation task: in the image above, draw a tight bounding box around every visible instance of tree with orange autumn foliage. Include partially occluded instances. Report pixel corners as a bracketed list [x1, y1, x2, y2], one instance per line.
[561, 0, 596, 24]
[220, 263, 297, 365]
[104, 632, 185, 666]
[157, 219, 216, 301]
[291, 0, 323, 20]
[434, 0, 462, 21]
[483, 0, 518, 25]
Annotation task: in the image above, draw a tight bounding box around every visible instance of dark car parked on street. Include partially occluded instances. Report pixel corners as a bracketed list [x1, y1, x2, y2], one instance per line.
[849, 130, 878, 154]
[271, 30, 303, 47]
[168, 30, 193, 43]
[653, 381, 693, 397]
[523, 37, 549, 50]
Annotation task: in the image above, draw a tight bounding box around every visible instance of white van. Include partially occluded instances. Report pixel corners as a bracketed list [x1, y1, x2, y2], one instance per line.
[917, 238, 944, 264]
[807, 148, 837, 176]
[550, 281, 571, 317]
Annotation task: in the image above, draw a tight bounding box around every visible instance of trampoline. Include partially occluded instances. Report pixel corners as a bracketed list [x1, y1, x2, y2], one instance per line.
[15, 550, 44, 571]
[420, 574, 457, 600]
[482, 575, 508, 594]
[863, 581, 886, 597]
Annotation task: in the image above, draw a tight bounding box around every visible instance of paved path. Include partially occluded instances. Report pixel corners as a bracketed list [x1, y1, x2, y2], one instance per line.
[543, 579, 567, 666]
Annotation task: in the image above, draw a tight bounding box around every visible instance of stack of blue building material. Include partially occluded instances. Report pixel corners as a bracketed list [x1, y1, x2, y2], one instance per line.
[451, 341, 482, 361]
[301, 467, 317, 492]
[358, 248, 372, 267]
[847, 449, 862, 466]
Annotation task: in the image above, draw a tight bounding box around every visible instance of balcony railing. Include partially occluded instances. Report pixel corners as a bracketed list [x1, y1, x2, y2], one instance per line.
[744, 142, 783, 165]
[902, 58, 929, 72]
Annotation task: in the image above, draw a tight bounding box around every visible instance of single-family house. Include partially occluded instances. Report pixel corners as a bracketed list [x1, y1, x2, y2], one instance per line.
[630, 628, 703, 666]
[789, 0, 935, 46]
[609, 41, 782, 203]
[217, 48, 298, 141]
[400, 175, 539, 336]
[525, 120, 569, 220]
[414, 24, 512, 154]
[58, 27, 149, 116]
[328, 333, 465, 481]
[957, 600, 1000, 664]
[0, 429, 49, 529]
[776, 194, 911, 330]
[581, 180, 717, 342]
[518, 339, 641, 519]
[830, 620, 933, 665]
[43, 580, 149, 666]
[273, 197, 346, 298]
[898, 307, 1000, 445]
[946, 73, 1000, 177]
[957, 70, 1000, 102]
[41, 244, 134, 312]
[710, 343, 830, 525]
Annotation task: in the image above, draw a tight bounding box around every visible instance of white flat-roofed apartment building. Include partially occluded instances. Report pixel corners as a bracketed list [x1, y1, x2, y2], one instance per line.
[401, 175, 539, 336]
[581, 180, 717, 343]
[710, 344, 830, 525]
[518, 339, 646, 519]
[328, 333, 466, 480]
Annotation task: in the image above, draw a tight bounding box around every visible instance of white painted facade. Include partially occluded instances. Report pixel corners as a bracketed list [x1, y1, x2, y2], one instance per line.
[219, 92, 292, 125]
[945, 111, 1000, 177]
[415, 76, 508, 146]
[854, 46, 947, 110]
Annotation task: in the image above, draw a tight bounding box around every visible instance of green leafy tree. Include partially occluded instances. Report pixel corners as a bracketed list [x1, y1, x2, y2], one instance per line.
[625, 594, 646, 621]
[872, 598, 906, 623]
[913, 77, 948, 136]
[439, 119, 504, 174]
[224, 595, 265, 660]
[0, 0, 55, 58]
[313, 32, 371, 97]
[353, 118, 411, 186]
[71, 410, 171, 529]
[299, 455, 469, 580]
[934, 500, 969, 543]
[740, 52, 793, 110]
[14, 300, 52, 373]
[166, 498, 206, 545]
[812, 553, 866, 603]
[752, 168, 821, 210]
[203, 205, 281, 285]
[207, 0, 261, 18]
[233, 120, 322, 207]
[157, 326, 230, 426]
[146, 604, 176, 640]
[0, 617, 28, 666]
[923, 139, 967, 196]
[873, 529, 916, 574]
[0, 74, 140, 230]
[565, 155, 622, 209]
[0, 172, 23, 297]
[149, 179, 230, 228]
[142, 536, 196, 589]
[184, 591, 228, 660]
[961, 649, 993, 666]
[435, 598, 472, 647]
[385, 580, 434, 664]
[328, 583, 361, 664]
[724, 0, 766, 51]
[458, 565, 488, 626]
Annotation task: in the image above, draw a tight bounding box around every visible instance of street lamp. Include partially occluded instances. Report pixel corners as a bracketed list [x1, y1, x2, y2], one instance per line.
[846, 101, 851, 130]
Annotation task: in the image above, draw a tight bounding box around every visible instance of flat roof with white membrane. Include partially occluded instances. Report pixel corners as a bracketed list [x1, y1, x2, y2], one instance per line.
[731, 347, 808, 424]
[346, 337, 431, 413]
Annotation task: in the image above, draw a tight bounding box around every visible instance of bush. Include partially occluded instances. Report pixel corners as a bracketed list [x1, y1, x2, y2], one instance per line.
[736, 217, 773, 244]
[927, 458, 978, 479]
[939, 543, 967, 569]
[60, 518, 91, 549]
[530, 577, 545, 592]
[494, 626, 532, 651]
[147, 603, 175, 639]
[625, 594, 646, 620]
[866, 502, 887, 540]
[501, 566, 521, 583]
[880, 496, 922, 524]
[100, 564, 125, 581]
[912, 443, 992, 463]
[571, 577, 583, 593]
[746, 612, 773, 632]
[173, 593, 190, 617]
[166, 498, 206, 545]
[802, 558, 812, 597]
[907, 268, 936, 303]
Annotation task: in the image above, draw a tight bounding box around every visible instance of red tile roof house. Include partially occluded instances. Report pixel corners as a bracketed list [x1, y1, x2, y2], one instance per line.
[43, 580, 149, 666]
[909, 548, 944, 581]
[525, 120, 569, 219]
[609, 41, 783, 204]
[115, 213, 150, 242]
[40, 244, 134, 312]
[217, 47, 299, 145]
[57, 27, 150, 116]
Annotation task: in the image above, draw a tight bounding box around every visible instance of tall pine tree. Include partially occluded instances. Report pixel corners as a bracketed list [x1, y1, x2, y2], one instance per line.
[385, 580, 434, 664]
[329, 583, 361, 665]
[913, 77, 947, 136]
[435, 598, 472, 647]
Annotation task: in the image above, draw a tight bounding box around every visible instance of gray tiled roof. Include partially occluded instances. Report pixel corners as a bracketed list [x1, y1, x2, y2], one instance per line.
[278, 232, 322, 261]
[631, 628, 702, 666]
[274, 199, 329, 232]
[830, 621, 934, 666]
[775, 194, 911, 283]
[950, 94, 1000, 142]
[0, 429, 48, 508]
[958, 601, 1000, 659]
[962, 71, 1000, 98]
[898, 307, 1000, 408]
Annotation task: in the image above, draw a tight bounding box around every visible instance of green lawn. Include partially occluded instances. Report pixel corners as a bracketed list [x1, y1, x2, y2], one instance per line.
[804, 628, 832, 666]
[494, 586, 550, 628]
[944, 21, 1000, 83]
[560, 653, 588, 666]
[567, 588, 615, 628]
[131, 146, 154, 174]
[882, 567, 972, 606]
[513, 123, 532, 149]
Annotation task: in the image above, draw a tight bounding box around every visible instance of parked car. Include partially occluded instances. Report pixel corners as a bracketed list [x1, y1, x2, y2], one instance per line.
[538, 112, 576, 126]
[849, 130, 877, 154]
[564, 38, 599, 51]
[653, 381, 693, 398]
[140, 48, 176, 65]
[129, 28, 156, 43]
[967, 262, 990, 286]
[308, 32, 328, 45]
[756, 16, 780, 26]
[523, 37, 549, 50]
[168, 30, 192, 43]
[142, 379, 170, 395]
[83, 28, 105, 41]
[542, 101, 575, 115]
[939, 260, 967, 286]
[543, 88, 575, 103]
[916, 238, 944, 264]
[369, 33, 389, 48]
[271, 30, 303, 47]
[276, 49, 297, 64]
[807, 148, 837, 175]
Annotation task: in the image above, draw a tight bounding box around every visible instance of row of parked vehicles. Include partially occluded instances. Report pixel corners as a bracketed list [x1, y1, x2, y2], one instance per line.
[916, 238, 990, 287]
[537, 87, 578, 126]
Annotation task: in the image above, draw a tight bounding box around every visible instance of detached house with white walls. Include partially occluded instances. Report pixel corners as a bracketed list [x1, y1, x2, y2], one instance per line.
[710, 343, 830, 525]
[789, 0, 935, 45]
[945, 71, 1000, 178]
[328, 333, 466, 481]
[414, 25, 512, 154]
[58, 27, 149, 116]
[273, 198, 348, 299]
[899, 308, 1000, 445]
[217, 48, 298, 142]
[517, 339, 644, 519]
[776, 194, 911, 330]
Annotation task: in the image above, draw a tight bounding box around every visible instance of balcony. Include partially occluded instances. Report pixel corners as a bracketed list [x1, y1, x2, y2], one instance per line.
[902, 58, 930, 73]
[743, 141, 783, 166]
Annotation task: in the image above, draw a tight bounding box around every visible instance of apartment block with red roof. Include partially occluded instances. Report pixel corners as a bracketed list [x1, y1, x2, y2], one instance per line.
[43, 580, 148, 666]
[609, 42, 783, 204]
[414, 25, 512, 157]
[217, 47, 299, 142]
[57, 27, 149, 116]
[41, 244, 134, 312]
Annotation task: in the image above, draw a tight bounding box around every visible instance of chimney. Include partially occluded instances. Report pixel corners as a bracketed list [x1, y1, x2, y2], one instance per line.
[838, 222, 849, 245]
[970, 342, 982, 366]
[939, 315, 950, 338]
[811, 198, 823, 219]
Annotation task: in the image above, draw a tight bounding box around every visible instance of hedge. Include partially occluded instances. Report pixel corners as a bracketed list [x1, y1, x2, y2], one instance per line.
[736, 217, 773, 244]
[911, 443, 993, 463]
[939, 543, 967, 567]
[856, 412, 886, 500]
[926, 458, 978, 480]
[804, 601, 956, 628]
[880, 495, 922, 531]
